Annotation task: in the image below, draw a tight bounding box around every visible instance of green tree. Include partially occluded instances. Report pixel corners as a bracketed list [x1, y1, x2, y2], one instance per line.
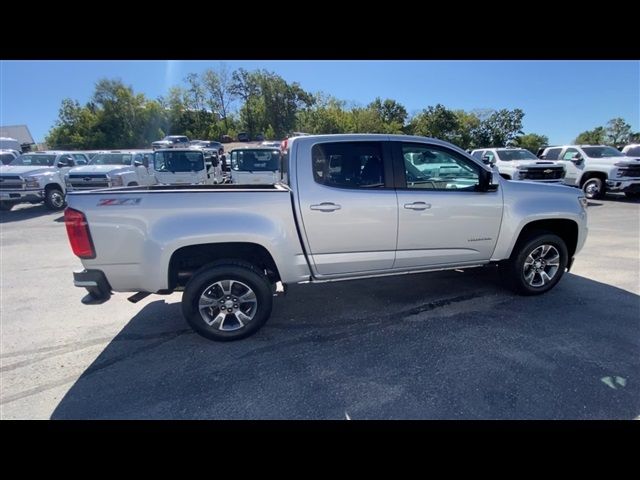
[454, 110, 481, 149]
[471, 108, 525, 147]
[368, 97, 407, 133]
[605, 117, 633, 146]
[513, 133, 549, 154]
[230, 68, 261, 137]
[409, 104, 460, 143]
[574, 126, 605, 145]
[202, 64, 236, 134]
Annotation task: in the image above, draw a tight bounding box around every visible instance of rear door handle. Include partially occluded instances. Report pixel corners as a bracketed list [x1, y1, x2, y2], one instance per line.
[310, 202, 342, 212]
[404, 202, 431, 210]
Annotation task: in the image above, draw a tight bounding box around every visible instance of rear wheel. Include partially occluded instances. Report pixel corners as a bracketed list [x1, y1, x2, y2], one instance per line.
[182, 261, 273, 341]
[501, 232, 568, 295]
[582, 177, 604, 200]
[44, 187, 65, 210]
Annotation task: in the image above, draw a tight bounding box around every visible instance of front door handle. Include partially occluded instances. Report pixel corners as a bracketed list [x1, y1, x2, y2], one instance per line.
[310, 202, 342, 212]
[404, 202, 431, 210]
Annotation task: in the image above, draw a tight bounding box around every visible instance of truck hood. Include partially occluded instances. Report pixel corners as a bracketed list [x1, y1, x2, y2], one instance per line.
[512, 160, 563, 169]
[586, 156, 640, 165]
[505, 177, 577, 195]
[612, 157, 640, 166]
[0, 165, 56, 176]
[69, 165, 132, 175]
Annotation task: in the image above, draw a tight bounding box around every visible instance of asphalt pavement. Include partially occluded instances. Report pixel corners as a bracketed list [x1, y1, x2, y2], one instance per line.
[0, 194, 638, 419]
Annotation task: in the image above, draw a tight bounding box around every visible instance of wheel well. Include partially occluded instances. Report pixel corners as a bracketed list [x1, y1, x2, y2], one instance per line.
[580, 171, 606, 187]
[168, 242, 280, 290]
[127, 181, 139, 186]
[514, 219, 579, 258]
[500, 173, 511, 180]
[45, 183, 63, 192]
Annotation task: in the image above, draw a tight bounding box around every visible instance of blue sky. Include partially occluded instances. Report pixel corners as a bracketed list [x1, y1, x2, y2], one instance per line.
[1, 60, 638, 144]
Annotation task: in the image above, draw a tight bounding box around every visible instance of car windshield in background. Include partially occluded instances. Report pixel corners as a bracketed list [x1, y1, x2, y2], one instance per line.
[10, 154, 57, 166]
[90, 154, 133, 165]
[582, 146, 624, 158]
[1, 153, 15, 164]
[496, 150, 538, 161]
[154, 151, 204, 172]
[232, 150, 280, 172]
[624, 146, 640, 156]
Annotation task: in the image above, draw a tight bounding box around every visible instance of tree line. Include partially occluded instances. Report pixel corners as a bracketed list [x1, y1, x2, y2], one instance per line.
[45, 65, 638, 153]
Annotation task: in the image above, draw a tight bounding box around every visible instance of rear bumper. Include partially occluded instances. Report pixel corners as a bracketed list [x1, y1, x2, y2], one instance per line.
[606, 179, 640, 193]
[0, 189, 44, 202]
[74, 269, 112, 304]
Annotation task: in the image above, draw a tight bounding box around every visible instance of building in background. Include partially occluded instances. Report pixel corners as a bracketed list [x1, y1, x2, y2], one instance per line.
[0, 125, 36, 152]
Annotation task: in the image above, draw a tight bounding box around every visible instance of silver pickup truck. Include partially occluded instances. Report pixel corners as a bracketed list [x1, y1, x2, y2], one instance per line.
[65, 134, 589, 341]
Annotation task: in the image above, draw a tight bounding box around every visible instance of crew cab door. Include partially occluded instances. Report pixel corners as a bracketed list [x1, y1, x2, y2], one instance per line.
[393, 142, 503, 268]
[558, 147, 583, 186]
[296, 140, 398, 275]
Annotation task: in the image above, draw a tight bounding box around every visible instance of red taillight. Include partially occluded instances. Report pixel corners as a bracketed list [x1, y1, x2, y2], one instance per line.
[64, 207, 95, 259]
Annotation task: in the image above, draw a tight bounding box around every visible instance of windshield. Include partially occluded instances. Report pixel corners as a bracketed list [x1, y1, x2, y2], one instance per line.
[154, 151, 204, 172]
[10, 154, 56, 166]
[582, 146, 624, 158]
[496, 149, 538, 161]
[231, 150, 280, 172]
[1, 153, 15, 165]
[90, 153, 133, 165]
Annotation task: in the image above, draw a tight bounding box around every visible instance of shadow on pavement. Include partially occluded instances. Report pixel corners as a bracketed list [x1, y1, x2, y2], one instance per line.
[51, 268, 640, 419]
[0, 204, 62, 224]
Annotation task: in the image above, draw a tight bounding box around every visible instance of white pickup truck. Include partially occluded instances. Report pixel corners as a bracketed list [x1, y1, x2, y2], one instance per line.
[539, 144, 640, 199]
[65, 134, 588, 341]
[65, 150, 155, 192]
[152, 149, 224, 185]
[229, 146, 281, 185]
[470, 148, 566, 183]
[1, 151, 89, 211]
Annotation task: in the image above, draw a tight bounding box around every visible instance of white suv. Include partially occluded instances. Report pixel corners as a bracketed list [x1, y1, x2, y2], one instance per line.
[65, 150, 156, 191]
[539, 145, 640, 199]
[470, 148, 565, 183]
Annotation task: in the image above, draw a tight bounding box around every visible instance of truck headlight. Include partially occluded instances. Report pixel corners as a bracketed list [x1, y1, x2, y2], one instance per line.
[110, 176, 123, 186]
[25, 177, 41, 188]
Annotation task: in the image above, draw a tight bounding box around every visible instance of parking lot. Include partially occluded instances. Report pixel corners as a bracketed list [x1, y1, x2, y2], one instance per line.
[0, 195, 638, 419]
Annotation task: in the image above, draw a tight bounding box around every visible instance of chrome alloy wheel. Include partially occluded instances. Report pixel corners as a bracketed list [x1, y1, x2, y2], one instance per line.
[522, 244, 561, 287]
[198, 280, 258, 331]
[50, 191, 65, 208]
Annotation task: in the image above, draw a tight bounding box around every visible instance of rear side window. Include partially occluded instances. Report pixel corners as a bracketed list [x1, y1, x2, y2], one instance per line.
[471, 150, 484, 159]
[544, 148, 562, 160]
[312, 142, 385, 189]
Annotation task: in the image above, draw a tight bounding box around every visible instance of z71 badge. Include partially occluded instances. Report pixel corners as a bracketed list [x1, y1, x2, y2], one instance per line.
[97, 198, 142, 206]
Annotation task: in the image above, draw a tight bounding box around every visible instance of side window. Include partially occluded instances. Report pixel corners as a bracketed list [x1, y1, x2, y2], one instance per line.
[471, 150, 484, 160]
[544, 148, 562, 160]
[402, 143, 480, 191]
[562, 148, 580, 160]
[312, 142, 385, 189]
[483, 151, 495, 162]
[59, 154, 74, 166]
[72, 154, 88, 165]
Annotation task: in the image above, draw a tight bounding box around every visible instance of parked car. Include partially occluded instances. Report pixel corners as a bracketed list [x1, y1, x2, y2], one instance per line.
[0, 137, 22, 152]
[538, 144, 640, 199]
[237, 132, 250, 142]
[254, 133, 265, 142]
[151, 135, 190, 150]
[65, 134, 588, 341]
[229, 147, 281, 185]
[65, 150, 155, 192]
[470, 148, 565, 183]
[0, 151, 88, 211]
[0, 149, 20, 165]
[151, 148, 223, 185]
[220, 135, 233, 143]
[621, 144, 640, 157]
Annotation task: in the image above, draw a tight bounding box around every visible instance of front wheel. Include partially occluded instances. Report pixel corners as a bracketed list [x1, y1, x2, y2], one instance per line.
[44, 187, 65, 210]
[501, 232, 568, 295]
[182, 261, 273, 341]
[582, 177, 604, 200]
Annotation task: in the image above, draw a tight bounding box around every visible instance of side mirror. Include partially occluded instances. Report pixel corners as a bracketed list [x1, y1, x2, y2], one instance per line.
[133, 160, 143, 167]
[480, 168, 499, 192]
[57, 160, 70, 167]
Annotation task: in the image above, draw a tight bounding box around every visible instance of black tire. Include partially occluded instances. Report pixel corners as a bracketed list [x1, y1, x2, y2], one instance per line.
[624, 192, 640, 199]
[44, 187, 65, 210]
[181, 260, 273, 341]
[501, 232, 568, 296]
[582, 177, 604, 200]
[0, 201, 14, 211]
